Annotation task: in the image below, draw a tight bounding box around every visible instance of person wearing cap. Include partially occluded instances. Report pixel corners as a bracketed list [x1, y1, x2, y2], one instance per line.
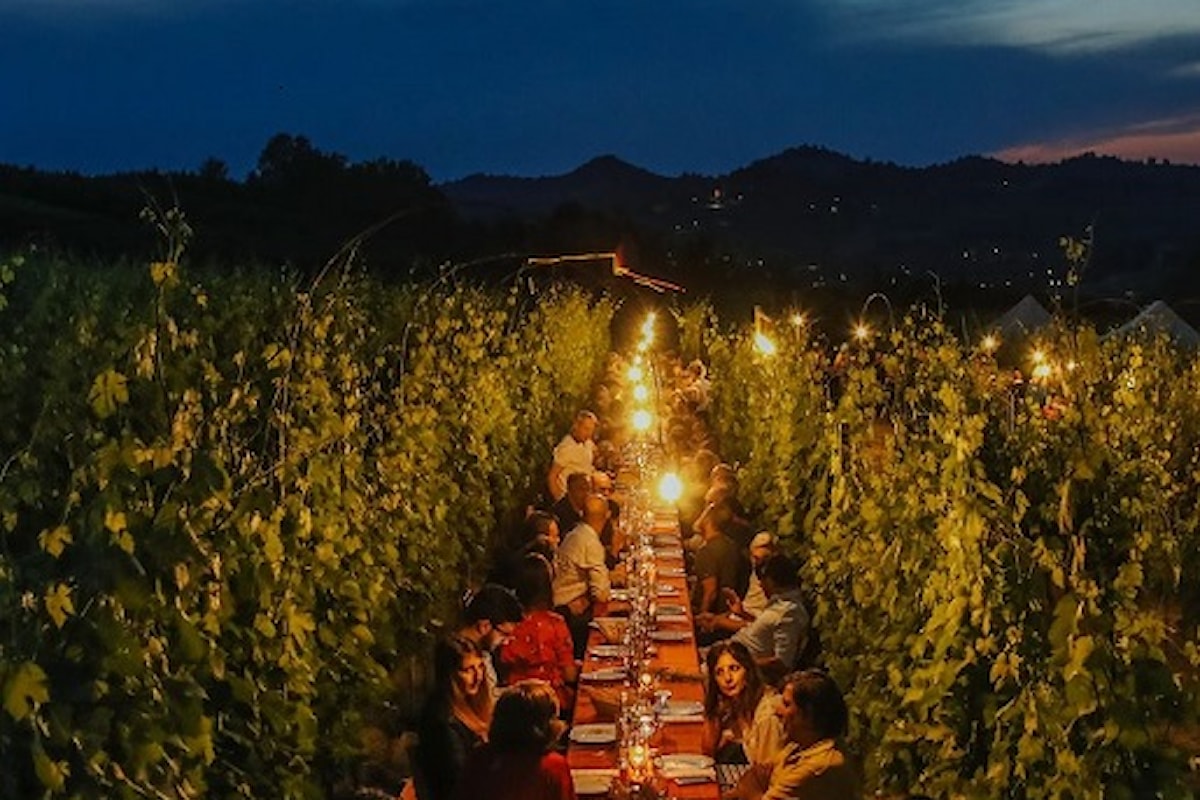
[729, 532, 777, 620]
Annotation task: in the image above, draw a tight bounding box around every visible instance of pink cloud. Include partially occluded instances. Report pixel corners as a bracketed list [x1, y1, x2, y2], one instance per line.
[995, 116, 1200, 165]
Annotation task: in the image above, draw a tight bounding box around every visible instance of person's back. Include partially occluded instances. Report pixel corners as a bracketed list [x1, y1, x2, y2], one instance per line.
[452, 747, 573, 800]
[451, 680, 575, 800]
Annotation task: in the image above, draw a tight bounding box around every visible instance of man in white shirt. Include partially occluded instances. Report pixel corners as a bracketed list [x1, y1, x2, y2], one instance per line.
[547, 410, 598, 501]
[552, 493, 611, 657]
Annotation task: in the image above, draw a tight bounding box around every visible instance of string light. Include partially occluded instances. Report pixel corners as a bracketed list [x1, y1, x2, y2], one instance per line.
[631, 409, 653, 433]
[981, 334, 999, 354]
[754, 331, 777, 356]
[632, 384, 650, 403]
[853, 322, 871, 342]
[791, 313, 806, 327]
[626, 365, 644, 383]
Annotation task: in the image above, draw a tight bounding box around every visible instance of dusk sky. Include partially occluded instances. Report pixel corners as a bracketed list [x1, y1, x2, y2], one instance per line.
[4, 1, 1200, 181]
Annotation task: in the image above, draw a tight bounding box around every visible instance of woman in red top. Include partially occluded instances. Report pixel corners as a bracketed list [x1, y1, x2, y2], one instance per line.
[499, 554, 578, 712]
[451, 679, 576, 800]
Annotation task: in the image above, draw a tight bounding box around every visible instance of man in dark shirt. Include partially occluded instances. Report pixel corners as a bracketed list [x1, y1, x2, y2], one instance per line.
[691, 502, 749, 618]
[551, 471, 589, 534]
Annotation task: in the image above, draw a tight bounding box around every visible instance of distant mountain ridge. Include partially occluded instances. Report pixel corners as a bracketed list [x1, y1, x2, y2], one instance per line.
[441, 146, 1200, 299]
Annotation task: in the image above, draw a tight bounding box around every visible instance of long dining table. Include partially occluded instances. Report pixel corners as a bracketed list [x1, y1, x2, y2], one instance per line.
[567, 506, 721, 800]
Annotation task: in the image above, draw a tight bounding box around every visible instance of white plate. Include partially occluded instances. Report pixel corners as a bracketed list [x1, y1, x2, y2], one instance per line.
[650, 629, 692, 642]
[663, 700, 704, 717]
[659, 753, 714, 770]
[572, 771, 616, 795]
[580, 667, 626, 682]
[589, 644, 623, 658]
[569, 723, 619, 745]
[609, 589, 631, 602]
[655, 549, 685, 560]
[656, 583, 681, 596]
[658, 566, 686, 577]
[657, 603, 688, 616]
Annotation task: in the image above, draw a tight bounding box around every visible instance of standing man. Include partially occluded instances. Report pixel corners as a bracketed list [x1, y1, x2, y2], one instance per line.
[547, 410, 598, 501]
[552, 494, 612, 658]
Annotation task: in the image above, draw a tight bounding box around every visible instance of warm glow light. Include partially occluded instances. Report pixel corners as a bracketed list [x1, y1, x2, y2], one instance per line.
[632, 409, 653, 432]
[658, 472, 684, 504]
[853, 323, 871, 342]
[640, 314, 656, 340]
[791, 313, 806, 327]
[981, 334, 1000, 353]
[1032, 363, 1053, 381]
[627, 365, 644, 383]
[754, 331, 777, 356]
[1031, 349, 1046, 365]
[1066, 360, 1078, 372]
[636, 339, 649, 353]
[632, 383, 649, 402]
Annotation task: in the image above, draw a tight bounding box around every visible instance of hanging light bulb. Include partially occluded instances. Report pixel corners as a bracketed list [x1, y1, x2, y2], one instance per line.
[626, 364, 644, 383]
[631, 409, 653, 433]
[657, 472, 683, 504]
[632, 383, 649, 402]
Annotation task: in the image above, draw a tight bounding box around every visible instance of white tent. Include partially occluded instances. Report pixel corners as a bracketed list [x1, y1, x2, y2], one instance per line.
[1109, 300, 1200, 347]
[990, 295, 1053, 340]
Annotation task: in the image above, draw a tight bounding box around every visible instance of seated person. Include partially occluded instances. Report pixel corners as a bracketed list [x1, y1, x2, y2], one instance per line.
[728, 532, 777, 619]
[488, 511, 560, 589]
[456, 584, 524, 692]
[552, 471, 590, 535]
[552, 494, 613, 658]
[702, 641, 784, 765]
[452, 679, 574, 800]
[416, 635, 494, 800]
[692, 502, 750, 617]
[499, 554, 579, 712]
[698, 554, 808, 679]
[725, 669, 857, 799]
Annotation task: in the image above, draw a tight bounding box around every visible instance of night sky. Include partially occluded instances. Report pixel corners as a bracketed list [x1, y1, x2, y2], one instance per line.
[4, 0, 1200, 180]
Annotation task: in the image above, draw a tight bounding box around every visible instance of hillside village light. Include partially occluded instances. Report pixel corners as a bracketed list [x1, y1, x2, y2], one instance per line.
[657, 472, 684, 504]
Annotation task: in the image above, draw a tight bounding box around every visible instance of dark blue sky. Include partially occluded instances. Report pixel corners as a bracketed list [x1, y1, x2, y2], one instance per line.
[4, 0, 1200, 180]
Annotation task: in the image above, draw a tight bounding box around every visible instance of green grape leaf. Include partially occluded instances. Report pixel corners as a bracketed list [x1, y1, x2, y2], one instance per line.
[89, 368, 129, 418]
[3, 661, 50, 720]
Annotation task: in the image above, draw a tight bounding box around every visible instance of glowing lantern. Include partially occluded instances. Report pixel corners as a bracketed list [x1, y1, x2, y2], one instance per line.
[657, 472, 683, 504]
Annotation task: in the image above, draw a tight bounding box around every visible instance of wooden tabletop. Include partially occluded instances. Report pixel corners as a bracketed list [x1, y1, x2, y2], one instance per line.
[567, 516, 719, 799]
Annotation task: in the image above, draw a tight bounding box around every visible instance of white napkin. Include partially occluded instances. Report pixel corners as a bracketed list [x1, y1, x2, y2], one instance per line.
[661, 765, 717, 784]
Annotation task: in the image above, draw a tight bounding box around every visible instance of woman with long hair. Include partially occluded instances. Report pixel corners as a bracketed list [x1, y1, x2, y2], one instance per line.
[498, 554, 578, 712]
[451, 679, 576, 800]
[416, 634, 495, 800]
[701, 640, 784, 765]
